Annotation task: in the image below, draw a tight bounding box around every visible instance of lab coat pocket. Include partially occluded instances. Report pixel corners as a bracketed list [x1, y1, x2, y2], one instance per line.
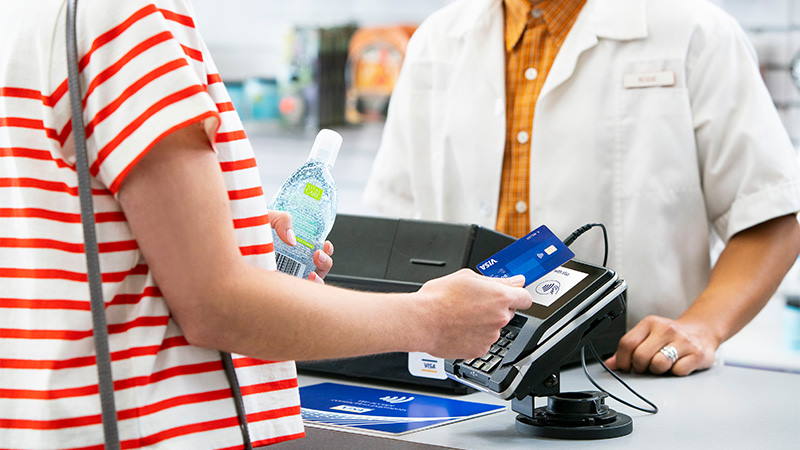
[617, 59, 697, 199]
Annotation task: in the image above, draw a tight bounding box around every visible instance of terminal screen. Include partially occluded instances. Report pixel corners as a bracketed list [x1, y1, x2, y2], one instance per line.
[520, 266, 589, 318]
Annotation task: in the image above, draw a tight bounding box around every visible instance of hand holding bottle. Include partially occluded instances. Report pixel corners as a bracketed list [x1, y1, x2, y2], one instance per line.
[271, 129, 341, 279]
[269, 210, 334, 283]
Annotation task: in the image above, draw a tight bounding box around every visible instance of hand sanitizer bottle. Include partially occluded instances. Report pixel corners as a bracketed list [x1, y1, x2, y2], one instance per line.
[271, 129, 342, 279]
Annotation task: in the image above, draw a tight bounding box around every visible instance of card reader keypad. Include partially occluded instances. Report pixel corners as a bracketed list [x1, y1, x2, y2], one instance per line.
[462, 326, 520, 374]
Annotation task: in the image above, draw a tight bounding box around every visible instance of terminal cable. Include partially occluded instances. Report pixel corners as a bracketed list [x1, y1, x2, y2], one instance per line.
[564, 223, 608, 266]
[567, 223, 658, 414]
[565, 223, 624, 306]
[581, 341, 659, 414]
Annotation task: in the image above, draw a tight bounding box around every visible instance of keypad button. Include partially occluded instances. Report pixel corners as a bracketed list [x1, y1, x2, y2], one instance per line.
[498, 338, 511, 347]
[480, 353, 494, 362]
[506, 330, 518, 340]
[484, 356, 503, 372]
[490, 344, 502, 354]
[498, 348, 508, 357]
[472, 361, 485, 370]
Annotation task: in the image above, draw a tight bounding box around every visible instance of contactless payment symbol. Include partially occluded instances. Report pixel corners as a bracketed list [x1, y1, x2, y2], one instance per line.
[535, 280, 561, 296]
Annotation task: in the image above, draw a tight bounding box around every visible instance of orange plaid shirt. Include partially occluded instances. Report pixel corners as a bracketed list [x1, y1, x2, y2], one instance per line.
[496, 0, 586, 237]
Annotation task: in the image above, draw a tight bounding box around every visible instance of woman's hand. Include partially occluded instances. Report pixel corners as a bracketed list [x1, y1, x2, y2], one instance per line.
[269, 210, 334, 284]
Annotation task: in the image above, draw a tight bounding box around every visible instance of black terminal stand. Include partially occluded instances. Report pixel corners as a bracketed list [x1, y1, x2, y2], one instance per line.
[509, 289, 633, 439]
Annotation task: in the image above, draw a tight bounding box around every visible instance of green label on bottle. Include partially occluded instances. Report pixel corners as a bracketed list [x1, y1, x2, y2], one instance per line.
[295, 236, 315, 249]
[304, 183, 323, 200]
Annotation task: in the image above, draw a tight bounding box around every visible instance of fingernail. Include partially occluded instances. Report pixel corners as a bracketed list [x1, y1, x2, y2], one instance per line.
[287, 229, 297, 246]
[320, 252, 332, 264]
[508, 274, 526, 284]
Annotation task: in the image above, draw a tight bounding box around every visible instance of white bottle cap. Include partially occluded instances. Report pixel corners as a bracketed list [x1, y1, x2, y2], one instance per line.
[309, 129, 342, 167]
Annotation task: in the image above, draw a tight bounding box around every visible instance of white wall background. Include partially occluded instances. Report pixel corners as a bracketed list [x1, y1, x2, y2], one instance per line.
[718, 0, 800, 144]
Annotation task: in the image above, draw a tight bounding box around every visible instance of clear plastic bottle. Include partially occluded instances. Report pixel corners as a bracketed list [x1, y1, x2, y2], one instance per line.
[270, 129, 342, 279]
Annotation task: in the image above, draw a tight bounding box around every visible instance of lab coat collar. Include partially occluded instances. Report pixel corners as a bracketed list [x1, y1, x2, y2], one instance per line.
[449, 0, 648, 42]
[588, 0, 648, 41]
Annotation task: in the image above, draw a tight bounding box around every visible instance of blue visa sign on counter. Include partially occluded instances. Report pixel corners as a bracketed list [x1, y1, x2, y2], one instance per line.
[299, 382, 505, 435]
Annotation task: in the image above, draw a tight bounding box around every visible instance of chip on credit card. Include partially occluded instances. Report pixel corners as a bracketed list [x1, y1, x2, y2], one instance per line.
[476, 225, 574, 286]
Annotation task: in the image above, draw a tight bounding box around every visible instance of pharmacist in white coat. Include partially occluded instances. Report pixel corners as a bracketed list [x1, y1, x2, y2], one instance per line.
[365, 0, 800, 376]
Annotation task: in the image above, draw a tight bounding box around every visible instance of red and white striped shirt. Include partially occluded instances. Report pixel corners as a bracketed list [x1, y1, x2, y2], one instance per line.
[0, 1, 304, 448]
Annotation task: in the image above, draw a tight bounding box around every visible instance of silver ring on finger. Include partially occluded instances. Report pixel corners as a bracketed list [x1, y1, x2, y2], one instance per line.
[659, 345, 679, 365]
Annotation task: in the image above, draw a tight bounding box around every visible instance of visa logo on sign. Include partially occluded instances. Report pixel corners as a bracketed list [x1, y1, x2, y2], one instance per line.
[330, 405, 373, 414]
[478, 259, 498, 271]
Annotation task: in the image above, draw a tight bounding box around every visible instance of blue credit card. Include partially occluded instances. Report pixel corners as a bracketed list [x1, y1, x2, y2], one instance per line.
[476, 225, 574, 286]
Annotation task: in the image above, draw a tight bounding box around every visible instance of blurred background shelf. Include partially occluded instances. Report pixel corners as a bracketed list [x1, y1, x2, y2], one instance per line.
[192, 0, 800, 146]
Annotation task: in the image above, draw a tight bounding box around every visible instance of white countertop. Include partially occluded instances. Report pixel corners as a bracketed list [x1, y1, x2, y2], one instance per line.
[275, 364, 800, 450]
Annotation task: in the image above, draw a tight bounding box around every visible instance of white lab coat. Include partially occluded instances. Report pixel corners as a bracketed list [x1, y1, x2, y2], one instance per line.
[364, 0, 800, 326]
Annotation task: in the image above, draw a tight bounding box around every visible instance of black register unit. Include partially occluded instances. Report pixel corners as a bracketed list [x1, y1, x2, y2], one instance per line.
[297, 214, 626, 393]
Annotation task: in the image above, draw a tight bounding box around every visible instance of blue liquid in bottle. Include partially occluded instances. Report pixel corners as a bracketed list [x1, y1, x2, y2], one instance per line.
[271, 129, 342, 279]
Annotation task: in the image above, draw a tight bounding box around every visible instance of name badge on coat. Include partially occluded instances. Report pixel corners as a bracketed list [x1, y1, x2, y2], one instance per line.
[623, 71, 676, 89]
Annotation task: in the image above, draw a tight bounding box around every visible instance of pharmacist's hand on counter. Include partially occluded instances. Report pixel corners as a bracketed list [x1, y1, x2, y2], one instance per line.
[268, 210, 334, 284]
[605, 315, 718, 377]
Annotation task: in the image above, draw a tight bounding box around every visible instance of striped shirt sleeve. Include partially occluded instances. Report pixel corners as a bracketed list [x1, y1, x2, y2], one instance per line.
[72, 0, 220, 193]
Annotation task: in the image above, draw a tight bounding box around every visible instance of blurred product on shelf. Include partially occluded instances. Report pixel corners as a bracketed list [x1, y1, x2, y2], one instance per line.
[224, 80, 248, 121]
[345, 25, 416, 124]
[223, 78, 280, 124]
[783, 259, 800, 351]
[245, 77, 281, 121]
[787, 294, 800, 351]
[280, 24, 357, 129]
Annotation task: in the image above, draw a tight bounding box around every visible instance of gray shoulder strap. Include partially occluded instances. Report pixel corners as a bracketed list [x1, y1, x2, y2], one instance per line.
[66, 2, 252, 448]
[66, 1, 121, 449]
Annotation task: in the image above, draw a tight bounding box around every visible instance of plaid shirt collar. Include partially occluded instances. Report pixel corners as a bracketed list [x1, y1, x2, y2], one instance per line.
[504, 0, 588, 51]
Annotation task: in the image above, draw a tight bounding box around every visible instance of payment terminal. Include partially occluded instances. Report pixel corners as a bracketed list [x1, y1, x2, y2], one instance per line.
[445, 259, 627, 400]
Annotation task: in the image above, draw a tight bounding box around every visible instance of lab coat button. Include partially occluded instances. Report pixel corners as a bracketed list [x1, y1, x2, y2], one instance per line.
[517, 131, 529, 144]
[515, 201, 528, 214]
[525, 68, 538, 80]
[531, 8, 544, 18]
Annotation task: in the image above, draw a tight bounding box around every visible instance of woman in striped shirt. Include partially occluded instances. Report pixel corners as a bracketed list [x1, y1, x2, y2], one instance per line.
[0, 1, 532, 448]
